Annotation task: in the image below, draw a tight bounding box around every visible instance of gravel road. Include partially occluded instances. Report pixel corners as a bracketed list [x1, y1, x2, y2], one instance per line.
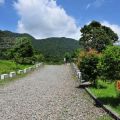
[0, 65, 109, 120]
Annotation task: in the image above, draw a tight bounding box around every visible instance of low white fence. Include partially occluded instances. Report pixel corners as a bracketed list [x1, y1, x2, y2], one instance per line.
[0, 63, 44, 80]
[71, 63, 84, 83]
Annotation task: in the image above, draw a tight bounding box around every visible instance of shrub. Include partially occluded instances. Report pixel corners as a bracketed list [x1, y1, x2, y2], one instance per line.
[98, 46, 120, 81]
[9, 37, 34, 64]
[64, 52, 71, 63]
[77, 50, 86, 68]
[14, 56, 35, 65]
[79, 49, 100, 87]
[34, 54, 44, 62]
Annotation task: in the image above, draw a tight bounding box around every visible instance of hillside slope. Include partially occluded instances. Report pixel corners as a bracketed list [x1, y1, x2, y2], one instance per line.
[32, 37, 80, 62]
[0, 30, 80, 62]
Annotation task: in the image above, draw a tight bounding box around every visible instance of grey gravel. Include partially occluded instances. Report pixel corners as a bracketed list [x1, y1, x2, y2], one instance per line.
[0, 65, 110, 120]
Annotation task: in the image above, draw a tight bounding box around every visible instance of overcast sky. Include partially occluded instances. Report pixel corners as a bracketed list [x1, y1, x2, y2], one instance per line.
[0, 0, 120, 40]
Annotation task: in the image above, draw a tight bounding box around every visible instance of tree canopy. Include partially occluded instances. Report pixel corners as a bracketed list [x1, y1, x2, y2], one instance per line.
[79, 21, 118, 52]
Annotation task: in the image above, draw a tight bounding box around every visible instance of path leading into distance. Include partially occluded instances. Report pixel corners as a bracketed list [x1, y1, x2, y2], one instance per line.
[0, 65, 110, 120]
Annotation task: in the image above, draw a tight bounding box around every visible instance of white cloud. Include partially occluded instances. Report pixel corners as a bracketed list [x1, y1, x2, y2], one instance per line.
[86, 0, 105, 9]
[102, 21, 120, 40]
[86, 4, 91, 9]
[0, 0, 4, 4]
[14, 0, 80, 40]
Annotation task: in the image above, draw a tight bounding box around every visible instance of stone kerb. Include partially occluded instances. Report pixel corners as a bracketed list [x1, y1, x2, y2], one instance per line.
[0, 63, 43, 80]
[18, 70, 24, 74]
[28, 67, 33, 71]
[24, 68, 30, 73]
[71, 63, 82, 83]
[71, 63, 77, 74]
[9, 72, 16, 78]
[77, 71, 81, 79]
[1, 74, 9, 80]
[35, 64, 39, 68]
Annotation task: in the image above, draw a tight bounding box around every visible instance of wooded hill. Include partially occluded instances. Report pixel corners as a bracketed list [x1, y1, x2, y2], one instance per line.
[32, 37, 80, 63]
[0, 30, 80, 63]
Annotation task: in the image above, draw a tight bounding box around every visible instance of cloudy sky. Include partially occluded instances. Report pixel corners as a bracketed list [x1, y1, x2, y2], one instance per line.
[0, 0, 120, 40]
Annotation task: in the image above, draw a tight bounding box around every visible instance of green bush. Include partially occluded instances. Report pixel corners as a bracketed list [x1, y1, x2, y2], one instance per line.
[79, 50, 99, 87]
[64, 52, 71, 63]
[98, 46, 120, 81]
[34, 54, 44, 62]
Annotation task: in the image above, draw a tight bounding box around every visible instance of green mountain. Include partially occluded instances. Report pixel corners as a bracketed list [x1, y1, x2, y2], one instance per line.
[0, 30, 80, 62]
[0, 30, 34, 38]
[32, 37, 80, 62]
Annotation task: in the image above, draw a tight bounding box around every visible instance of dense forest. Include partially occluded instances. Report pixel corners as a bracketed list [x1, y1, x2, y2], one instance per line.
[32, 37, 80, 63]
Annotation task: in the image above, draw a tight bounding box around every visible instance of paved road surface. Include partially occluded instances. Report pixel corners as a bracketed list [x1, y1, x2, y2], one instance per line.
[0, 65, 109, 120]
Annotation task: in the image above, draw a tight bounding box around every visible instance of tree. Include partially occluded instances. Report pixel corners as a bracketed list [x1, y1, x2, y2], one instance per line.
[11, 37, 35, 64]
[34, 50, 44, 62]
[98, 46, 120, 81]
[64, 52, 71, 63]
[72, 48, 81, 58]
[79, 21, 118, 52]
[79, 50, 99, 87]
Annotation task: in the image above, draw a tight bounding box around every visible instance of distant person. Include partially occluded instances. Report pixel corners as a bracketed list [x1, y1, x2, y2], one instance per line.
[64, 58, 66, 64]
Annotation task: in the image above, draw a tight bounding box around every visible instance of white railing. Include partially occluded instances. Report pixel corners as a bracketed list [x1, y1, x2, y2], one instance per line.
[0, 63, 44, 80]
[71, 63, 84, 83]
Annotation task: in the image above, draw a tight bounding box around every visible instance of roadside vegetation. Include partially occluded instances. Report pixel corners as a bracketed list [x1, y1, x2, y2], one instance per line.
[74, 20, 120, 115]
[0, 70, 30, 86]
[97, 115, 113, 120]
[89, 80, 120, 114]
[0, 34, 44, 75]
[0, 30, 80, 64]
[0, 60, 31, 74]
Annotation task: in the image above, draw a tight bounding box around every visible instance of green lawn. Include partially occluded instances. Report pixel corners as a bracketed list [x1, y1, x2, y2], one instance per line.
[0, 60, 31, 74]
[97, 115, 113, 120]
[89, 80, 120, 115]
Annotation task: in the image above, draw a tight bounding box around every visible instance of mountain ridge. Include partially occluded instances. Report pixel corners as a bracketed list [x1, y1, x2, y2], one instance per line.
[0, 30, 80, 62]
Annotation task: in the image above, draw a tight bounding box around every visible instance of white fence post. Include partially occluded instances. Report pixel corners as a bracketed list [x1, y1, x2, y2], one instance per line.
[9, 72, 16, 78]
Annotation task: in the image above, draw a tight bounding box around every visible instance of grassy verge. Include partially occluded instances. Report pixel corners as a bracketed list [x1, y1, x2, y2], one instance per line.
[97, 115, 113, 120]
[89, 80, 120, 115]
[0, 60, 34, 86]
[0, 60, 32, 74]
